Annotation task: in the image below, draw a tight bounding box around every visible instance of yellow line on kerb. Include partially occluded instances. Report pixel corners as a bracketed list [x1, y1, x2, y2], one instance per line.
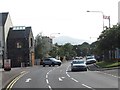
[6, 71, 29, 90]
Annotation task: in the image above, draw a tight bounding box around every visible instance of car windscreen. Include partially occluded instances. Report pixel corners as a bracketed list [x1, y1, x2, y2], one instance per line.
[86, 56, 94, 59]
[72, 60, 84, 64]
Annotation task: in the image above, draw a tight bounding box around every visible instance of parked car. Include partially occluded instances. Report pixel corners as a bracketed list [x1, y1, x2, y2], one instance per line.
[43, 58, 62, 67]
[86, 56, 96, 64]
[71, 60, 87, 71]
[75, 56, 83, 60]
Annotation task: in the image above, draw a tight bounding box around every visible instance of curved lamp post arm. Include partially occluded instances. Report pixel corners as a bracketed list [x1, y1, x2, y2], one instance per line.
[87, 10, 104, 30]
[50, 33, 60, 39]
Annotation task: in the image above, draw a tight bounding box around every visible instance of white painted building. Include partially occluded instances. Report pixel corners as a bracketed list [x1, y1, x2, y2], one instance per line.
[0, 12, 13, 67]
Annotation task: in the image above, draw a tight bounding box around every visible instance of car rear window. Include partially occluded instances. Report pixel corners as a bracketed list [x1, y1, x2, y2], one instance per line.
[73, 60, 84, 64]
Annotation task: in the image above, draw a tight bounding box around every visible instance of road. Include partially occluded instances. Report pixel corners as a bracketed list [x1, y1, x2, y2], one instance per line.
[4, 61, 119, 90]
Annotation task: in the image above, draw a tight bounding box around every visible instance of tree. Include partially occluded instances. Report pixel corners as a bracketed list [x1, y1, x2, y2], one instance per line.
[35, 33, 47, 59]
[96, 24, 120, 61]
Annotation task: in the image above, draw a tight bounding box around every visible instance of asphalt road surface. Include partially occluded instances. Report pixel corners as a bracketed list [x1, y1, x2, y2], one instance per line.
[5, 61, 119, 90]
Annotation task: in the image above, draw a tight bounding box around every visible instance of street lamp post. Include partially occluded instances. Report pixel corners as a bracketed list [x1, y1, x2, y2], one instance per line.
[87, 10, 111, 29]
[87, 10, 105, 31]
[50, 33, 60, 39]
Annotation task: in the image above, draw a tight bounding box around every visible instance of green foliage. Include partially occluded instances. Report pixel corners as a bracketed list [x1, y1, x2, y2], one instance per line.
[94, 24, 120, 61]
[98, 25, 120, 51]
[96, 61, 120, 68]
[35, 33, 46, 59]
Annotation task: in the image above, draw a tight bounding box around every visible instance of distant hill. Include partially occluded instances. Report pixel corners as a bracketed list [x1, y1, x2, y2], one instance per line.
[53, 36, 91, 45]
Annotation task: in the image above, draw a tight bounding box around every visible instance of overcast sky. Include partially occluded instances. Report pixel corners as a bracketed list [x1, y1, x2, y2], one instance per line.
[0, 0, 119, 43]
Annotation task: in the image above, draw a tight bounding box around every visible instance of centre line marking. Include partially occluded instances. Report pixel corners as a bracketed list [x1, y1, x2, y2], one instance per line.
[46, 74, 48, 79]
[82, 84, 92, 89]
[48, 85, 52, 90]
[71, 78, 78, 82]
[103, 72, 120, 78]
[46, 79, 49, 84]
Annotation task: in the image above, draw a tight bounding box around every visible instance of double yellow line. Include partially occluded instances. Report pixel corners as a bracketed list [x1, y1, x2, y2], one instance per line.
[5, 71, 29, 90]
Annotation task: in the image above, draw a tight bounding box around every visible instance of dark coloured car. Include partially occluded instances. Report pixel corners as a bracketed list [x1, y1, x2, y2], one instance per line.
[43, 58, 62, 67]
[71, 60, 87, 71]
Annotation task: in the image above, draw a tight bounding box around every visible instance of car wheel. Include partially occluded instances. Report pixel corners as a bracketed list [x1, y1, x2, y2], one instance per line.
[43, 65, 45, 67]
[49, 65, 51, 67]
[58, 64, 61, 66]
[85, 68, 87, 71]
[52, 63, 55, 67]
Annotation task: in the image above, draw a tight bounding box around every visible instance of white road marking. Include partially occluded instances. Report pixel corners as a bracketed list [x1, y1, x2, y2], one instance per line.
[46, 79, 49, 84]
[47, 70, 52, 75]
[46, 69, 53, 84]
[103, 72, 120, 78]
[71, 78, 79, 82]
[45, 69, 56, 90]
[98, 71, 120, 79]
[66, 72, 70, 77]
[25, 78, 32, 83]
[48, 85, 52, 90]
[58, 77, 63, 81]
[46, 74, 48, 79]
[66, 65, 71, 78]
[61, 77, 65, 79]
[82, 84, 92, 89]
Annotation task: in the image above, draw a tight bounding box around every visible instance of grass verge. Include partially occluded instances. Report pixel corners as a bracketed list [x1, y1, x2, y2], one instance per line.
[96, 61, 120, 68]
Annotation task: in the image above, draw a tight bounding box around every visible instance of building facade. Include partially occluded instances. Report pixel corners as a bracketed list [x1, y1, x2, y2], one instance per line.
[0, 12, 13, 67]
[7, 26, 34, 67]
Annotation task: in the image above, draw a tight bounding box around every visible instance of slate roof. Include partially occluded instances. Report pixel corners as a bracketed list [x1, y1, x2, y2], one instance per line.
[8, 27, 32, 39]
[0, 12, 9, 26]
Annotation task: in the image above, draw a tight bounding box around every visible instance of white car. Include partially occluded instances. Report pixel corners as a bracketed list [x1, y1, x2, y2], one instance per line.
[71, 60, 87, 71]
[86, 56, 96, 64]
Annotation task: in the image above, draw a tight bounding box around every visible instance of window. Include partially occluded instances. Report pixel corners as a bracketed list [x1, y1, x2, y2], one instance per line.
[30, 38, 33, 47]
[16, 42, 22, 48]
[0, 41, 1, 47]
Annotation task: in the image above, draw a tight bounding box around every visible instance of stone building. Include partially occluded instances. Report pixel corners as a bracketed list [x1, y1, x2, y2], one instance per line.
[7, 26, 34, 67]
